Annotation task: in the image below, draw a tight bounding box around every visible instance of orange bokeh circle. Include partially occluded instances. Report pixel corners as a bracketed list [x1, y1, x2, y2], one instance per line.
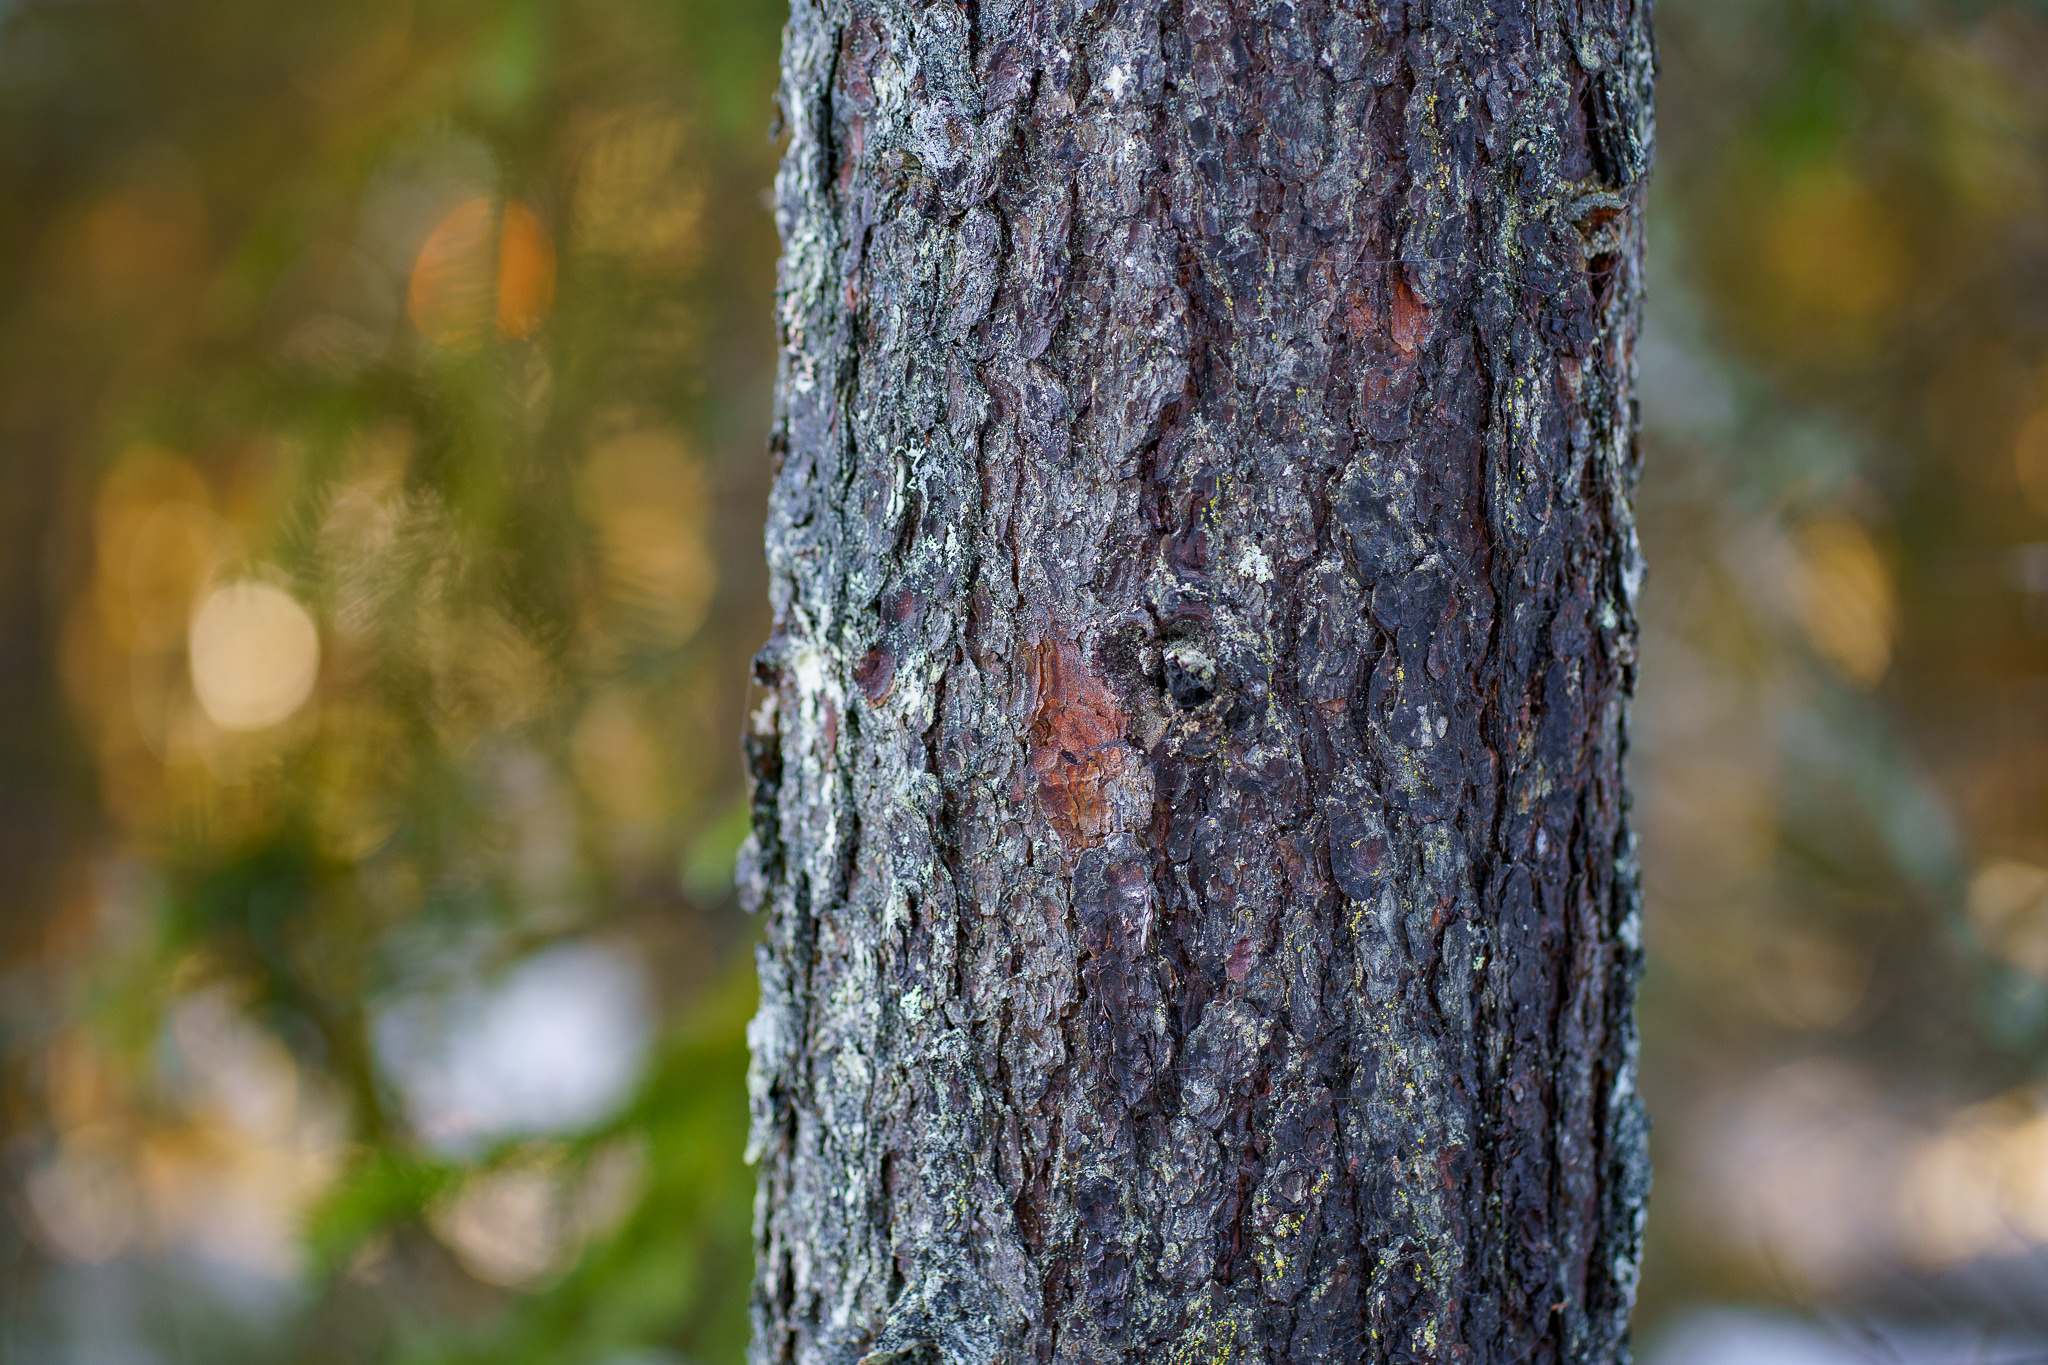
[407, 197, 555, 349]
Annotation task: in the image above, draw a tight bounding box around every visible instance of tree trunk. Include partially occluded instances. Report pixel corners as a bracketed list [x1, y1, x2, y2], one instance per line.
[741, 2, 1653, 1361]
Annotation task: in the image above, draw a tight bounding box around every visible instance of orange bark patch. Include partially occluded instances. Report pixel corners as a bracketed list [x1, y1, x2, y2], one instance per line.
[1389, 272, 1433, 355]
[1027, 638, 1129, 847]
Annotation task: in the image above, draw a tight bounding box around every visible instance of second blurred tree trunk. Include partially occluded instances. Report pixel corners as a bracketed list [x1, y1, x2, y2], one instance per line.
[744, 2, 1653, 1361]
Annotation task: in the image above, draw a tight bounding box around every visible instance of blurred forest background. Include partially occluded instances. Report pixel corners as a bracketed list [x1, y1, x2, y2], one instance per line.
[1, 1, 2047, 1362]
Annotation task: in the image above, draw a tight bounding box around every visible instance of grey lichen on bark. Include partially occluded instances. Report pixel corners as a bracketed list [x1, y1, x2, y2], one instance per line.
[740, 1, 1653, 1362]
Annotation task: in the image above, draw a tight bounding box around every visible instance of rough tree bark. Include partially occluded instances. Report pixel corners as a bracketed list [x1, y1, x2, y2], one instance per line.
[740, 2, 1653, 1361]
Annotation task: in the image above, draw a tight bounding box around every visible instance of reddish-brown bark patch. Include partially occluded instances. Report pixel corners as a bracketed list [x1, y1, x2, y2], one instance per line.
[1026, 637, 1130, 848]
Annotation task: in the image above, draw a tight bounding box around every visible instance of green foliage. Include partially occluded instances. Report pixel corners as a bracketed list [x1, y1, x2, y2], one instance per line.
[404, 973, 757, 1365]
[306, 1150, 467, 1279]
